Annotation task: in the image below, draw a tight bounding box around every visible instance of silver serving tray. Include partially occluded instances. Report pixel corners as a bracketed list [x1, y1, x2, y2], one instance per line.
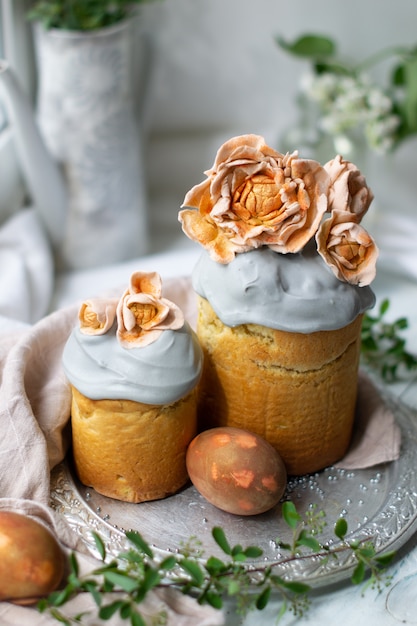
[50, 389, 417, 588]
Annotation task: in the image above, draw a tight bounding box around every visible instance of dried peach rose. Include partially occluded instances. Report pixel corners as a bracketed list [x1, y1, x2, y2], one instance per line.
[116, 271, 184, 348]
[179, 134, 329, 263]
[79, 298, 118, 335]
[316, 210, 378, 286]
[324, 155, 374, 220]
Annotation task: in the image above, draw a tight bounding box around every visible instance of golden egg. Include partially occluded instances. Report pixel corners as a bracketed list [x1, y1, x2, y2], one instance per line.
[186, 426, 287, 515]
[0, 511, 66, 604]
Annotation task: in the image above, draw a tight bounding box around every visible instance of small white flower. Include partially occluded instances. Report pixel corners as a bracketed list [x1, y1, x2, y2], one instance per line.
[365, 114, 400, 152]
[303, 72, 340, 103]
[366, 88, 394, 116]
[297, 68, 400, 155]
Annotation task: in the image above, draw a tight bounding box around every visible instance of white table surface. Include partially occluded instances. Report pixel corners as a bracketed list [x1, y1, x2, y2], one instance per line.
[51, 234, 417, 626]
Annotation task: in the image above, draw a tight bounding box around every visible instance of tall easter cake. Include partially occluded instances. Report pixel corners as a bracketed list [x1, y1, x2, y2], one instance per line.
[62, 271, 203, 502]
[179, 134, 378, 475]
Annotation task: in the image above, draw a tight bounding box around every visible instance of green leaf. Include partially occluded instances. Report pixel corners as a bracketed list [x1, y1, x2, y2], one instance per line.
[244, 546, 264, 559]
[142, 566, 161, 592]
[159, 556, 177, 571]
[205, 556, 227, 575]
[361, 337, 379, 351]
[404, 56, 417, 131]
[394, 317, 409, 330]
[314, 60, 352, 76]
[212, 527, 232, 555]
[180, 559, 205, 586]
[125, 531, 154, 559]
[118, 549, 146, 566]
[205, 591, 223, 609]
[392, 63, 406, 86]
[98, 600, 124, 620]
[48, 608, 71, 625]
[375, 551, 396, 567]
[103, 571, 139, 593]
[92, 532, 106, 561]
[358, 545, 376, 559]
[380, 299, 390, 315]
[281, 580, 311, 594]
[45, 586, 75, 607]
[296, 530, 322, 553]
[231, 544, 244, 557]
[67, 572, 81, 587]
[351, 560, 366, 585]
[227, 579, 240, 596]
[334, 517, 348, 540]
[120, 602, 133, 619]
[84, 581, 102, 606]
[276, 34, 336, 59]
[256, 586, 271, 610]
[37, 598, 48, 613]
[93, 560, 120, 574]
[69, 552, 79, 576]
[131, 611, 147, 626]
[276, 600, 288, 622]
[282, 501, 301, 529]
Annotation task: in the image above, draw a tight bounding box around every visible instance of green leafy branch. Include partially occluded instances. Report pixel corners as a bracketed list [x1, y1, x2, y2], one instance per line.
[361, 298, 417, 382]
[38, 502, 395, 625]
[276, 502, 394, 594]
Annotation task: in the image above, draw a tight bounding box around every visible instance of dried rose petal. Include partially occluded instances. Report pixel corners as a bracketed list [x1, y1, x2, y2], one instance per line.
[120, 293, 170, 332]
[316, 210, 378, 286]
[129, 271, 163, 298]
[78, 298, 118, 335]
[116, 272, 184, 348]
[179, 134, 329, 263]
[324, 155, 374, 220]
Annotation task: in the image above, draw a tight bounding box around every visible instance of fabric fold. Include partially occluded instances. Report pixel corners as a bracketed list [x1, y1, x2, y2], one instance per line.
[0, 208, 54, 325]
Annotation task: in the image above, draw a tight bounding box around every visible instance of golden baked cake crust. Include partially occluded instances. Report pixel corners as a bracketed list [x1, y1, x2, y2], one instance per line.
[196, 296, 362, 475]
[70, 386, 197, 503]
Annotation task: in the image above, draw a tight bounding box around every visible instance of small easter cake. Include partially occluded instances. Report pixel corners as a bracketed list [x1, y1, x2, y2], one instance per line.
[62, 271, 203, 503]
[179, 134, 378, 475]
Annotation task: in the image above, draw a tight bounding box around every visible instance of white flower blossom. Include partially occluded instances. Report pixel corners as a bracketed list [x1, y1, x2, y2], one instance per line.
[366, 88, 394, 116]
[299, 70, 398, 154]
[365, 115, 401, 153]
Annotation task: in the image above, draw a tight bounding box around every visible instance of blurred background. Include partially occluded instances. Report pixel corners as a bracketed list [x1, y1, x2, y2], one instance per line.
[1, 0, 416, 279]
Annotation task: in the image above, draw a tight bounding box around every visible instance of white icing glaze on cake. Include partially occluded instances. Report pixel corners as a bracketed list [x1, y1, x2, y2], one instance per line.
[192, 244, 375, 333]
[62, 321, 203, 405]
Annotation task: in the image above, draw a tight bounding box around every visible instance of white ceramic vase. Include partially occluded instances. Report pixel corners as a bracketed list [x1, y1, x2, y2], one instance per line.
[33, 17, 149, 270]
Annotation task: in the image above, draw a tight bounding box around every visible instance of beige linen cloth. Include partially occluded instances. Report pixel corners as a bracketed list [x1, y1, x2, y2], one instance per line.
[0, 276, 400, 625]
